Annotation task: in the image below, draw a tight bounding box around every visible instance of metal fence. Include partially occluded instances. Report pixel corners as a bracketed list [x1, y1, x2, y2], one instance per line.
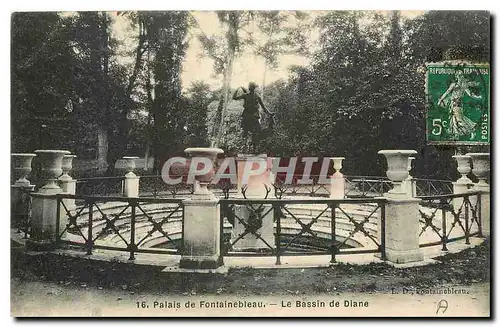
[69, 174, 458, 199]
[75, 177, 124, 197]
[344, 176, 392, 197]
[413, 178, 454, 197]
[55, 194, 184, 260]
[418, 191, 482, 250]
[219, 198, 386, 265]
[343, 176, 455, 198]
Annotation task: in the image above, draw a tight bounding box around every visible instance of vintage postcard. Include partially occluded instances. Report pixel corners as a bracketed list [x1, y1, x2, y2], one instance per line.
[10, 9, 491, 318]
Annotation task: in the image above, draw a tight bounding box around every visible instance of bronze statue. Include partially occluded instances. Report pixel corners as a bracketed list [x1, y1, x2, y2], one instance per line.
[233, 82, 275, 153]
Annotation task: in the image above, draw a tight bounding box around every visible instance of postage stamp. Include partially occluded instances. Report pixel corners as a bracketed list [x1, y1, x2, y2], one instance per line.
[10, 9, 491, 318]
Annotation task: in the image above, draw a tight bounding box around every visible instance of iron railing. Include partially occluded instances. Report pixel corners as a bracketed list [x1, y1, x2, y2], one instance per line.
[220, 198, 386, 264]
[413, 178, 454, 197]
[139, 175, 194, 198]
[68, 174, 459, 200]
[272, 175, 331, 198]
[12, 188, 32, 239]
[344, 176, 392, 198]
[75, 176, 124, 197]
[418, 191, 482, 249]
[55, 194, 184, 260]
[343, 176, 456, 198]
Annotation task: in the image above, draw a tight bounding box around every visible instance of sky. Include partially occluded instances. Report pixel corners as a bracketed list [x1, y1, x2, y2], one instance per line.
[111, 10, 425, 92]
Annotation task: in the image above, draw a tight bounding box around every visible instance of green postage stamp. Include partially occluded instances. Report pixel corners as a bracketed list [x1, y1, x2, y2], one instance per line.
[426, 62, 490, 145]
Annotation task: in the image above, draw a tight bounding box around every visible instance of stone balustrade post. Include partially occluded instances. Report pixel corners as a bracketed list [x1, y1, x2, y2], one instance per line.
[467, 153, 490, 237]
[11, 153, 36, 229]
[28, 150, 70, 250]
[58, 155, 77, 213]
[329, 157, 345, 199]
[122, 156, 140, 197]
[231, 154, 274, 251]
[180, 147, 224, 269]
[452, 155, 474, 218]
[378, 150, 423, 264]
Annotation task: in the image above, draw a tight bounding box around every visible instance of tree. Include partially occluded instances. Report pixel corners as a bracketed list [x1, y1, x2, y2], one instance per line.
[144, 12, 190, 172]
[184, 81, 214, 146]
[195, 11, 250, 147]
[11, 12, 76, 151]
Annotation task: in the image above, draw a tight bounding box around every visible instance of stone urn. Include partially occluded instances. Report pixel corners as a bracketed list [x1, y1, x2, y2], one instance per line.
[466, 153, 490, 185]
[34, 150, 71, 192]
[331, 157, 345, 173]
[452, 155, 472, 183]
[122, 156, 139, 177]
[12, 153, 36, 187]
[185, 147, 224, 196]
[378, 150, 417, 197]
[407, 157, 415, 174]
[60, 154, 77, 180]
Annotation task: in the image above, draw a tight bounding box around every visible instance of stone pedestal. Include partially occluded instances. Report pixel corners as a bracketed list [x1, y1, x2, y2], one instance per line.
[474, 183, 490, 237]
[452, 155, 473, 216]
[231, 154, 274, 251]
[58, 154, 77, 212]
[452, 181, 474, 217]
[28, 150, 70, 249]
[179, 147, 224, 269]
[11, 184, 35, 230]
[122, 156, 139, 197]
[124, 174, 139, 197]
[329, 157, 345, 199]
[180, 194, 222, 269]
[29, 193, 65, 246]
[11, 153, 37, 228]
[384, 197, 424, 263]
[466, 153, 490, 237]
[378, 149, 423, 264]
[59, 177, 77, 212]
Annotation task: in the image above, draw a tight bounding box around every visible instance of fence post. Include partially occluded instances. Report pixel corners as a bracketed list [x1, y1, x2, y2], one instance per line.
[467, 153, 490, 237]
[27, 150, 70, 251]
[452, 155, 473, 217]
[231, 154, 274, 251]
[11, 153, 36, 230]
[378, 150, 423, 264]
[179, 147, 223, 269]
[122, 156, 140, 197]
[329, 157, 345, 199]
[58, 154, 77, 214]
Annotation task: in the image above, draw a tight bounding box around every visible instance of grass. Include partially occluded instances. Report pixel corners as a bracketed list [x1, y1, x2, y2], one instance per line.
[11, 238, 490, 296]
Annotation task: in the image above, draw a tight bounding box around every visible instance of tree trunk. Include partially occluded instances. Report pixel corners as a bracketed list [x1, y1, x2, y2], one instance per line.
[107, 18, 146, 174]
[97, 125, 109, 171]
[213, 54, 235, 147]
[213, 12, 240, 148]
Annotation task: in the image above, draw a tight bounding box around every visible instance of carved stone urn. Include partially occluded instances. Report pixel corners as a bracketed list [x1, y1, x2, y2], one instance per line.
[12, 153, 36, 187]
[407, 157, 415, 175]
[184, 147, 224, 197]
[452, 155, 472, 183]
[378, 150, 417, 197]
[122, 156, 139, 177]
[60, 154, 77, 180]
[466, 153, 490, 185]
[34, 150, 71, 193]
[331, 157, 345, 173]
